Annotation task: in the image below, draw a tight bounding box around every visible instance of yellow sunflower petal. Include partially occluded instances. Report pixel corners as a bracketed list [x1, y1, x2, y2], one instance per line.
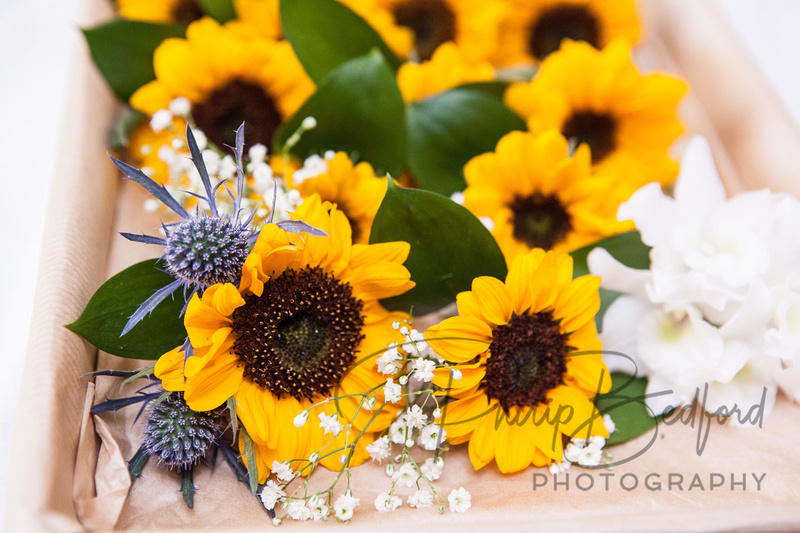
[154, 345, 188, 392]
[471, 276, 513, 326]
[426, 315, 492, 362]
[183, 350, 244, 411]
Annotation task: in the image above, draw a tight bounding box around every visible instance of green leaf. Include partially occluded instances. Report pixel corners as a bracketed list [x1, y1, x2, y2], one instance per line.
[274, 49, 406, 177]
[108, 107, 146, 151]
[82, 20, 186, 101]
[197, 0, 236, 23]
[181, 468, 195, 509]
[570, 230, 651, 279]
[370, 181, 508, 315]
[128, 444, 150, 483]
[280, 0, 401, 83]
[456, 81, 510, 100]
[595, 372, 661, 445]
[242, 426, 259, 496]
[405, 88, 526, 196]
[66, 259, 187, 359]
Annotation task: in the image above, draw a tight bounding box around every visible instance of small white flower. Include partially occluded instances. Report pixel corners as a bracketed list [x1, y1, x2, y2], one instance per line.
[202, 149, 221, 176]
[318, 412, 343, 437]
[408, 490, 433, 508]
[479, 216, 495, 232]
[293, 410, 309, 428]
[259, 480, 286, 510]
[433, 408, 442, 419]
[308, 452, 319, 464]
[271, 461, 295, 482]
[400, 325, 410, 336]
[588, 436, 606, 448]
[170, 138, 184, 150]
[374, 492, 402, 512]
[392, 463, 419, 487]
[191, 129, 208, 150]
[402, 405, 428, 429]
[577, 443, 604, 467]
[549, 461, 572, 475]
[366, 435, 391, 463]
[383, 378, 403, 403]
[252, 161, 275, 190]
[563, 441, 584, 463]
[448, 487, 471, 513]
[417, 423, 446, 451]
[150, 109, 173, 133]
[307, 496, 329, 521]
[168, 96, 191, 116]
[144, 198, 160, 212]
[392, 321, 401, 330]
[333, 493, 359, 522]
[451, 368, 462, 380]
[286, 500, 312, 521]
[248, 143, 268, 163]
[390, 418, 409, 444]
[405, 438, 415, 448]
[377, 345, 402, 375]
[420, 457, 443, 481]
[301, 116, 318, 129]
[450, 191, 465, 205]
[602, 414, 616, 435]
[292, 154, 327, 185]
[407, 329, 428, 353]
[219, 155, 238, 180]
[365, 395, 377, 411]
[412, 358, 436, 382]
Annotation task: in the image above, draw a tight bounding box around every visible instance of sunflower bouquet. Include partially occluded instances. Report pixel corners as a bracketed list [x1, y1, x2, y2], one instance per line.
[64, 0, 800, 528]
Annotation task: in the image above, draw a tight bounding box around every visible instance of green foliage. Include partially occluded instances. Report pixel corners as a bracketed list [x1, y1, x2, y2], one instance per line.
[82, 20, 186, 101]
[280, 0, 401, 82]
[405, 88, 526, 196]
[370, 181, 508, 315]
[595, 373, 660, 445]
[66, 259, 187, 359]
[274, 50, 406, 177]
[197, 0, 236, 23]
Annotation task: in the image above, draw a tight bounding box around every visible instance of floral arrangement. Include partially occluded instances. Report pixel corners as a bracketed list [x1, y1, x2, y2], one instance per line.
[64, 0, 799, 526]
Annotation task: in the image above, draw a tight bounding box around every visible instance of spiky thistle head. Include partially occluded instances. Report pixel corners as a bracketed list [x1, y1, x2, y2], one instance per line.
[143, 392, 226, 470]
[163, 215, 249, 286]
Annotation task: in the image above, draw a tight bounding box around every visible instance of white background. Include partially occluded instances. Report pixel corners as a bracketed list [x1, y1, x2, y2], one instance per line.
[1, 0, 799, 525]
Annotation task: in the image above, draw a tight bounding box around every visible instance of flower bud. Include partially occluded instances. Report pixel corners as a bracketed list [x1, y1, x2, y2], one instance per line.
[293, 410, 309, 427]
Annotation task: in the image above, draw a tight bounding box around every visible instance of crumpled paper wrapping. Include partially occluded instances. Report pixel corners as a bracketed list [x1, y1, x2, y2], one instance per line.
[6, 0, 800, 530]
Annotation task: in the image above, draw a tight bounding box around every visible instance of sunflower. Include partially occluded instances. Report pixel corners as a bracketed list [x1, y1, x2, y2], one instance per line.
[117, 0, 205, 24]
[288, 152, 388, 244]
[463, 129, 633, 266]
[154, 194, 414, 481]
[426, 248, 610, 473]
[130, 17, 315, 150]
[377, 0, 507, 62]
[504, 39, 687, 188]
[494, 0, 640, 66]
[396, 42, 495, 103]
[231, 0, 413, 58]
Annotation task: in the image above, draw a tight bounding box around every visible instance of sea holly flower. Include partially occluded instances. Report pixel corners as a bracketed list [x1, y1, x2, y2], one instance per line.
[426, 248, 610, 473]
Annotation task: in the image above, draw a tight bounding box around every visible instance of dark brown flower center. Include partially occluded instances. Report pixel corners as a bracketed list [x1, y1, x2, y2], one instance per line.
[392, 0, 456, 61]
[231, 267, 365, 401]
[511, 193, 572, 250]
[528, 5, 600, 61]
[561, 111, 616, 163]
[171, 0, 204, 24]
[192, 79, 282, 149]
[484, 313, 569, 411]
